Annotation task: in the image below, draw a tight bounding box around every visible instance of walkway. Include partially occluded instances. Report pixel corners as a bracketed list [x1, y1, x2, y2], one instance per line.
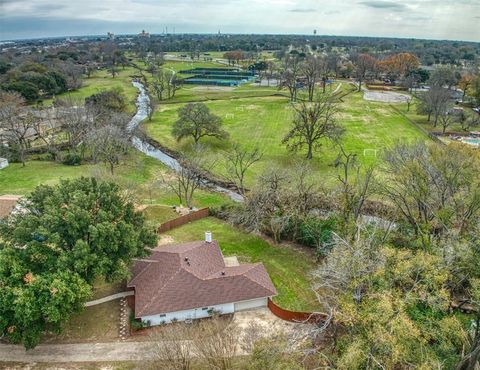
[84, 291, 134, 307]
[332, 82, 343, 94]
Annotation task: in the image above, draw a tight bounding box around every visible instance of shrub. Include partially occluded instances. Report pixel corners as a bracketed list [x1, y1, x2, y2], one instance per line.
[129, 311, 150, 330]
[0, 144, 21, 163]
[295, 215, 337, 256]
[62, 153, 81, 166]
[4, 80, 39, 102]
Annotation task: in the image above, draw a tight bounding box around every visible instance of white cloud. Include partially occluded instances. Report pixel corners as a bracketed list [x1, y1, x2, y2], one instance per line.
[1, 0, 479, 41]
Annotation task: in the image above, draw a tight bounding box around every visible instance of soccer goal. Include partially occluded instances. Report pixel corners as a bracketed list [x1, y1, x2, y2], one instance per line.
[235, 106, 244, 111]
[225, 113, 234, 119]
[363, 149, 378, 157]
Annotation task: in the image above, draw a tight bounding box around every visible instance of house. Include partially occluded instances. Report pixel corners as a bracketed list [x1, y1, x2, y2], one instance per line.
[0, 158, 8, 170]
[127, 232, 277, 325]
[0, 195, 22, 219]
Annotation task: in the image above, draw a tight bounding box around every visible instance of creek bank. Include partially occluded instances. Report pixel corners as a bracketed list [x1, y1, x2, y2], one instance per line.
[128, 80, 244, 202]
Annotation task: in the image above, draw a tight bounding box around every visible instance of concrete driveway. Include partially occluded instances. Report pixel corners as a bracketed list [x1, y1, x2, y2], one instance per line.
[233, 307, 312, 339]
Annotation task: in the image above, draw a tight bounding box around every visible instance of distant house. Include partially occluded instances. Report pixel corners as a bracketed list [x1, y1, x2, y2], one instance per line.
[0, 158, 8, 170]
[0, 195, 22, 219]
[128, 233, 277, 325]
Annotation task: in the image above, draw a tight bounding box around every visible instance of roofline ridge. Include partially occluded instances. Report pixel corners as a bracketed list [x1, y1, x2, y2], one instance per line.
[242, 263, 276, 293]
[128, 261, 157, 287]
[137, 266, 182, 316]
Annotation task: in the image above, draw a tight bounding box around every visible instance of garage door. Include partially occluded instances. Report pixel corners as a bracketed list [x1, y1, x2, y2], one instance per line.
[234, 298, 268, 311]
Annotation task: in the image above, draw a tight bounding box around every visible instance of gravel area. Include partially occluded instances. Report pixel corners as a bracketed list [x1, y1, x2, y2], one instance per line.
[363, 90, 410, 103]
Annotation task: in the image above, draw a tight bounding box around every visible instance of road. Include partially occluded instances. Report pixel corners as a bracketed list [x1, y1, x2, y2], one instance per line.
[0, 342, 159, 362]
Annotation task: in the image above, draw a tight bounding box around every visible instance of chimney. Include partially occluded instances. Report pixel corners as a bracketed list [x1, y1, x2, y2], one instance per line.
[205, 231, 212, 243]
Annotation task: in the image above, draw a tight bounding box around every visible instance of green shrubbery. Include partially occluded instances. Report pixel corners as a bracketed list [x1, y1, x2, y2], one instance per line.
[62, 152, 82, 166]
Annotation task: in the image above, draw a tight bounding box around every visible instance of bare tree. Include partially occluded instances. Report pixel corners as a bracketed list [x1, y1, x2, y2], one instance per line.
[327, 52, 341, 79]
[150, 324, 193, 370]
[311, 229, 385, 347]
[240, 320, 266, 354]
[0, 91, 35, 166]
[353, 53, 376, 91]
[57, 60, 83, 90]
[382, 142, 480, 249]
[420, 86, 451, 127]
[88, 121, 131, 175]
[264, 61, 276, 87]
[151, 69, 168, 101]
[192, 317, 238, 370]
[162, 145, 213, 208]
[439, 109, 459, 134]
[32, 108, 64, 161]
[224, 143, 263, 196]
[302, 56, 321, 102]
[282, 93, 343, 160]
[55, 97, 93, 155]
[334, 145, 375, 239]
[279, 54, 303, 102]
[151, 69, 180, 101]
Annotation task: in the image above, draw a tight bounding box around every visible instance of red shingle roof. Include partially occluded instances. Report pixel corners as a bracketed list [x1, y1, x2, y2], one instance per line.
[128, 240, 277, 317]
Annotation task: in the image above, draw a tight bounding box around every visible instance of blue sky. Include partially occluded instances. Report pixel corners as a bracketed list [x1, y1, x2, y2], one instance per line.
[1, 0, 479, 41]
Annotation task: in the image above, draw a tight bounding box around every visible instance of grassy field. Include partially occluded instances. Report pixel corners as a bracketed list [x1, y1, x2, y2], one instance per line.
[0, 152, 229, 208]
[143, 205, 179, 228]
[160, 216, 320, 311]
[0, 151, 159, 195]
[144, 85, 428, 188]
[42, 67, 141, 112]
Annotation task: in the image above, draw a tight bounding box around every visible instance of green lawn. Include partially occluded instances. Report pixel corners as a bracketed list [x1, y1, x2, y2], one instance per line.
[42, 67, 141, 112]
[144, 87, 428, 188]
[0, 152, 160, 195]
[0, 152, 230, 209]
[143, 205, 178, 228]
[161, 216, 319, 311]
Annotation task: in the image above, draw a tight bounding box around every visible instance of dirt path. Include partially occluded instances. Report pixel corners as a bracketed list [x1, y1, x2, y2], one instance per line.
[332, 82, 342, 94]
[0, 342, 159, 362]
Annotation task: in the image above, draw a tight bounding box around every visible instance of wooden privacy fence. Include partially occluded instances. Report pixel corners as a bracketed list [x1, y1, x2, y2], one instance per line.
[268, 298, 327, 324]
[157, 208, 210, 233]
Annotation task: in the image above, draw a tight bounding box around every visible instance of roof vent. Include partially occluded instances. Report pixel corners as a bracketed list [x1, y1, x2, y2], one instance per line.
[184, 257, 189, 261]
[221, 271, 225, 276]
[205, 231, 212, 243]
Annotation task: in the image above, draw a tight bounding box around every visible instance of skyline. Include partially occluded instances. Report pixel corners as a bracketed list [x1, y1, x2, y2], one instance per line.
[1, 0, 479, 42]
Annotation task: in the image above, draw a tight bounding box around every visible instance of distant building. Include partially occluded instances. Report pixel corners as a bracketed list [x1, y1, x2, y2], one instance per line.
[138, 30, 150, 38]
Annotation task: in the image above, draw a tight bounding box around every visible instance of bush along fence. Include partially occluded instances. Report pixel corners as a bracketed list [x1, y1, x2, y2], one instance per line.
[157, 207, 210, 233]
[267, 299, 327, 324]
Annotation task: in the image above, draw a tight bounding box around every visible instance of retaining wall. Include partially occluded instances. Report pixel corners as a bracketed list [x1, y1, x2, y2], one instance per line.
[267, 298, 327, 324]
